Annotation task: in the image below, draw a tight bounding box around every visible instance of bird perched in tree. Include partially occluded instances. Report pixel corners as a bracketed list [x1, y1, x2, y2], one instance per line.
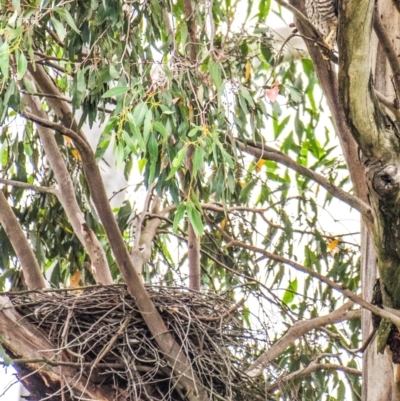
[305, 0, 338, 47]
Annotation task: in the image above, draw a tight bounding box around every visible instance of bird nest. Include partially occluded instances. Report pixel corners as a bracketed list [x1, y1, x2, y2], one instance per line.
[5, 285, 267, 400]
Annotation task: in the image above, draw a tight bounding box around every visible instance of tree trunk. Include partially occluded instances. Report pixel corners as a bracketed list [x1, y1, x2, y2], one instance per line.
[362, 2, 400, 400]
[361, 225, 393, 400]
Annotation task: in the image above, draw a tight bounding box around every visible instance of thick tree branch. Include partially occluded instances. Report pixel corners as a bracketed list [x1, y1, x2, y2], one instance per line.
[246, 301, 358, 377]
[0, 178, 57, 194]
[131, 191, 161, 277]
[23, 91, 113, 285]
[21, 112, 209, 401]
[235, 138, 373, 222]
[0, 191, 45, 290]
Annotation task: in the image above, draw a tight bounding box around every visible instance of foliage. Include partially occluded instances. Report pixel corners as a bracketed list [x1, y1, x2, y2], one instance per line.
[0, 0, 362, 400]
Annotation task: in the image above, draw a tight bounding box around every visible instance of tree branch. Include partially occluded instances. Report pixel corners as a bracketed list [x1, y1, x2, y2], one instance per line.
[235, 138, 373, 223]
[266, 361, 361, 393]
[0, 178, 57, 195]
[246, 301, 358, 377]
[23, 90, 113, 286]
[131, 191, 162, 277]
[210, 223, 400, 334]
[0, 191, 45, 290]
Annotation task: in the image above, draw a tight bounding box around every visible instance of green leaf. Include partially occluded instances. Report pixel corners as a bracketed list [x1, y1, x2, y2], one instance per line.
[192, 147, 203, 178]
[239, 86, 255, 107]
[143, 109, 152, 143]
[220, 148, 234, 169]
[153, 121, 168, 138]
[282, 278, 298, 305]
[0, 42, 10, 80]
[208, 61, 222, 89]
[122, 130, 137, 155]
[54, 7, 81, 34]
[50, 16, 66, 41]
[127, 119, 146, 152]
[167, 147, 187, 179]
[148, 133, 158, 162]
[16, 50, 27, 80]
[258, 0, 271, 21]
[101, 85, 129, 98]
[131, 102, 149, 126]
[188, 126, 202, 137]
[173, 203, 186, 232]
[187, 201, 203, 236]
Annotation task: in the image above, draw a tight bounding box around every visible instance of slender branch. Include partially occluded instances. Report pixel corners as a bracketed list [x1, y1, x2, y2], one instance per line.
[288, 0, 370, 230]
[131, 192, 161, 276]
[0, 178, 57, 195]
[0, 191, 45, 290]
[246, 301, 357, 376]
[235, 138, 373, 223]
[266, 362, 361, 393]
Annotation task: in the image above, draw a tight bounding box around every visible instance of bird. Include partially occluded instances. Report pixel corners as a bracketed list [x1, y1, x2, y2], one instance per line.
[305, 0, 338, 48]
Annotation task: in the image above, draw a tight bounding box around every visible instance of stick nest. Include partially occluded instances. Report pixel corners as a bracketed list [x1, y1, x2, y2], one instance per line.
[7, 285, 267, 400]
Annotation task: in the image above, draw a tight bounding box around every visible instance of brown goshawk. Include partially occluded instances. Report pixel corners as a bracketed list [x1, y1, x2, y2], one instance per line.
[305, 0, 338, 46]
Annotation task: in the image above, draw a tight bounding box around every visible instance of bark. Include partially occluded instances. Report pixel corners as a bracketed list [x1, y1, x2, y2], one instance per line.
[361, 224, 393, 401]
[0, 191, 45, 290]
[23, 88, 113, 286]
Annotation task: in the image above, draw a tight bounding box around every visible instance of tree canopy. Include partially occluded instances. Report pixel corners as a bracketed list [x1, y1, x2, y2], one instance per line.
[1, 0, 400, 400]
